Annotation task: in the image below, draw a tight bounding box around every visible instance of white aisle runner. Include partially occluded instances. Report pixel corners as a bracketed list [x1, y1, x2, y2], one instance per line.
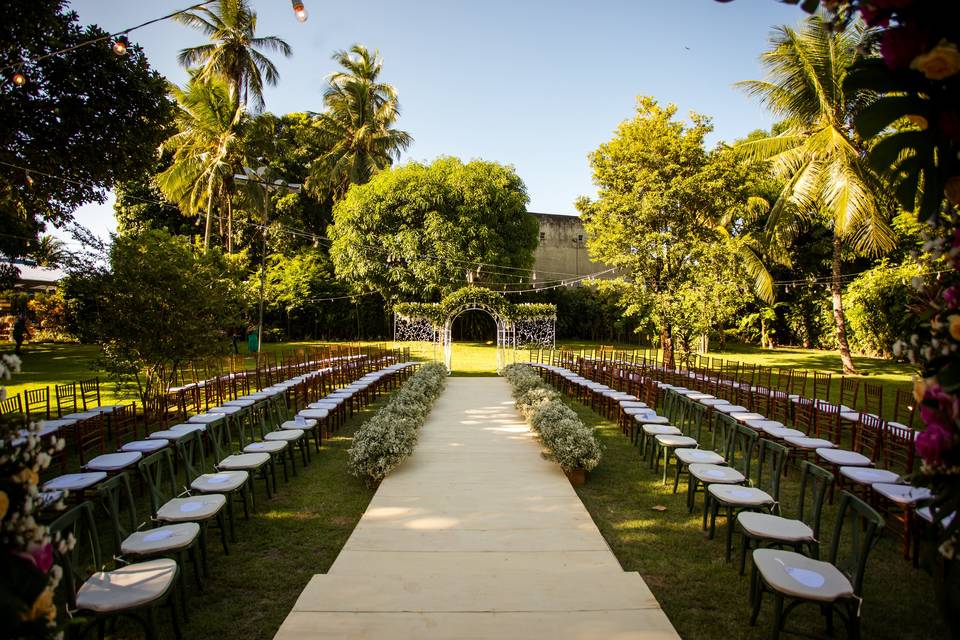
[274, 377, 679, 639]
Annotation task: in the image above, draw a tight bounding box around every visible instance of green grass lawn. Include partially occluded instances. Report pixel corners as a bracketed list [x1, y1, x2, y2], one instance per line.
[564, 393, 947, 639]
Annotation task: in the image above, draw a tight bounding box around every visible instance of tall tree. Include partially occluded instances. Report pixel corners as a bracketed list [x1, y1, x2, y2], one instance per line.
[156, 75, 245, 251]
[176, 0, 291, 111]
[312, 45, 412, 197]
[0, 0, 172, 264]
[328, 157, 538, 301]
[736, 16, 894, 374]
[578, 97, 755, 367]
[31, 235, 67, 268]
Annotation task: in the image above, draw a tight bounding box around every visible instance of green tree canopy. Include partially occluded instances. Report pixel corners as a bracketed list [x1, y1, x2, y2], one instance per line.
[328, 157, 538, 301]
[96, 229, 247, 412]
[0, 0, 172, 262]
[577, 97, 754, 366]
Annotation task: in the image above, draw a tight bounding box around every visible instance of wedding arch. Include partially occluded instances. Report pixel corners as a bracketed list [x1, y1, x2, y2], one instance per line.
[394, 287, 556, 371]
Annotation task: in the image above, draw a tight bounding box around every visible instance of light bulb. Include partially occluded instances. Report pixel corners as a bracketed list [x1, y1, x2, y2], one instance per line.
[12, 72, 26, 86]
[291, 1, 308, 22]
[112, 38, 128, 56]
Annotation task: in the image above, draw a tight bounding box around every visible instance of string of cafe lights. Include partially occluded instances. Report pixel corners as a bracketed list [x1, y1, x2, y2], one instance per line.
[6, 159, 950, 296]
[4, 0, 310, 87]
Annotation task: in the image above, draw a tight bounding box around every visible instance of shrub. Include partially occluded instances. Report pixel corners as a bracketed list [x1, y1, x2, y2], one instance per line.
[348, 362, 447, 485]
[502, 364, 602, 472]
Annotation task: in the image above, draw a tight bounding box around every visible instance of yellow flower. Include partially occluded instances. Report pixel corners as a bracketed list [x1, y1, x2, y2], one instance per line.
[19, 587, 55, 623]
[13, 468, 39, 487]
[906, 114, 928, 130]
[946, 176, 960, 207]
[911, 40, 960, 81]
[950, 315, 960, 342]
[0, 490, 7, 520]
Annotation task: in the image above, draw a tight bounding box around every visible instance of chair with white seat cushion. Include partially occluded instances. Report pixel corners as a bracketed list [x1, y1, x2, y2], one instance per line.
[175, 430, 248, 543]
[96, 472, 203, 596]
[50, 501, 183, 640]
[688, 417, 755, 523]
[139, 449, 229, 568]
[749, 491, 884, 640]
[737, 460, 834, 575]
[708, 439, 789, 562]
[206, 415, 273, 502]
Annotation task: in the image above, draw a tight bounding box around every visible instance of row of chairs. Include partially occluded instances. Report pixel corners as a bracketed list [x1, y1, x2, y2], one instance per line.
[41, 354, 418, 639]
[528, 362, 894, 639]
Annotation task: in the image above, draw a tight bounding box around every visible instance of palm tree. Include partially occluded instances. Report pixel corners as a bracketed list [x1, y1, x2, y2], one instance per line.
[156, 75, 244, 251]
[176, 0, 291, 112]
[32, 235, 67, 268]
[736, 16, 894, 374]
[312, 45, 412, 197]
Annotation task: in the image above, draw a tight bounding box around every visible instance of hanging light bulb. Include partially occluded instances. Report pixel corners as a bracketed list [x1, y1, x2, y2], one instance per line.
[25, 171, 33, 186]
[291, 0, 308, 22]
[112, 36, 129, 56]
[12, 71, 26, 86]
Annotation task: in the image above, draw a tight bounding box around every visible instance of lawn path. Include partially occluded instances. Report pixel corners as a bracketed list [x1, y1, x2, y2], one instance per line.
[274, 377, 678, 639]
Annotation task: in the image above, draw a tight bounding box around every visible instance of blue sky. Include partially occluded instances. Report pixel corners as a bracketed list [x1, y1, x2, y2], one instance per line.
[64, 0, 803, 243]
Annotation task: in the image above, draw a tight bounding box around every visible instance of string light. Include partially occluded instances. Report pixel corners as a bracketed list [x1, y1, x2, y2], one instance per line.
[291, 1, 309, 22]
[11, 72, 26, 86]
[111, 36, 129, 56]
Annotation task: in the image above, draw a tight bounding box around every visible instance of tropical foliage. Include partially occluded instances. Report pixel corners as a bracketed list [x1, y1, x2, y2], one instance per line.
[329, 158, 539, 301]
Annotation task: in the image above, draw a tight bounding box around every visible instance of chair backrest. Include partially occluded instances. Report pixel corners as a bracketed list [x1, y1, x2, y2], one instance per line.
[852, 413, 885, 463]
[814, 400, 841, 443]
[139, 449, 180, 516]
[713, 412, 738, 454]
[829, 491, 885, 597]
[49, 501, 101, 610]
[110, 403, 139, 447]
[95, 472, 139, 555]
[206, 417, 229, 460]
[775, 368, 793, 393]
[839, 376, 859, 410]
[862, 382, 884, 417]
[685, 402, 708, 440]
[24, 386, 51, 422]
[0, 392, 23, 422]
[754, 439, 788, 504]
[790, 369, 808, 398]
[794, 397, 816, 435]
[55, 382, 77, 417]
[78, 377, 102, 411]
[892, 388, 916, 429]
[731, 424, 759, 478]
[174, 430, 208, 485]
[884, 422, 917, 477]
[75, 415, 104, 466]
[812, 371, 831, 402]
[795, 461, 835, 547]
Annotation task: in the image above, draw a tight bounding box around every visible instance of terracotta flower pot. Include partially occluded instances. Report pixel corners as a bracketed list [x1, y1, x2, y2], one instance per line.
[565, 467, 587, 486]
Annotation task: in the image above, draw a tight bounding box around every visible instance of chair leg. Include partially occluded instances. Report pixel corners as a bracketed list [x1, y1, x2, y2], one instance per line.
[739, 534, 750, 576]
[771, 593, 784, 640]
[725, 506, 735, 562]
[217, 511, 230, 555]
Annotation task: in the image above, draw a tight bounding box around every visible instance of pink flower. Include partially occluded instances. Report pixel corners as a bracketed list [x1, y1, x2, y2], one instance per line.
[19, 543, 54, 574]
[944, 286, 960, 308]
[881, 25, 929, 70]
[917, 419, 956, 464]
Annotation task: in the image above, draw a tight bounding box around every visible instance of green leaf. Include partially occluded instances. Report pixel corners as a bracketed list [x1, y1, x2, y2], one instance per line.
[867, 131, 928, 174]
[855, 95, 927, 139]
[846, 59, 902, 93]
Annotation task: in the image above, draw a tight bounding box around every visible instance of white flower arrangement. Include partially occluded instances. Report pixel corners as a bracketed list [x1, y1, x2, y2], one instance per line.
[502, 364, 602, 472]
[348, 363, 447, 485]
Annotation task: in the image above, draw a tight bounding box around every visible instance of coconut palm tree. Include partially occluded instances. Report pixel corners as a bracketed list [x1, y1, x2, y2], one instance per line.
[32, 235, 67, 268]
[156, 75, 244, 251]
[176, 0, 291, 112]
[312, 45, 412, 197]
[736, 16, 894, 374]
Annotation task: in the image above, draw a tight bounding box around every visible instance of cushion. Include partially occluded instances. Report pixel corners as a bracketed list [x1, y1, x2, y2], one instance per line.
[738, 512, 813, 543]
[816, 448, 872, 467]
[753, 549, 853, 601]
[689, 464, 745, 485]
[784, 436, 835, 450]
[121, 523, 200, 556]
[244, 441, 287, 454]
[43, 472, 107, 492]
[85, 452, 141, 472]
[156, 495, 226, 522]
[219, 452, 270, 470]
[709, 484, 774, 506]
[76, 558, 177, 613]
[121, 440, 168, 454]
[643, 425, 681, 436]
[839, 466, 900, 485]
[191, 470, 248, 493]
[655, 435, 697, 448]
[675, 448, 725, 465]
[265, 430, 303, 441]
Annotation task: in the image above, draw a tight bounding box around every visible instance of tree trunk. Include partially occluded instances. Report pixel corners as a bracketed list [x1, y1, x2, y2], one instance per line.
[226, 195, 233, 254]
[831, 235, 859, 374]
[660, 325, 674, 369]
[203, 187, 214, 251]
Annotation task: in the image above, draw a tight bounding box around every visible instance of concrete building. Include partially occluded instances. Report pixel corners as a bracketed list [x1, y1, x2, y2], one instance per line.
[528, 212, 612, 284]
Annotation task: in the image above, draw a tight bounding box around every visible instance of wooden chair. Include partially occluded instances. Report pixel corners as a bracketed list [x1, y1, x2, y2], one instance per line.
[23, 386, 51, 423]
[875, 423, 920, 559]
[812, 371, 831, 403]
[862, 382, 884, 418]
[839, 376, 859, 411]
[0, 392, 24, 424]
[892, 388, 917, 429]
[55, 381, 77, 417]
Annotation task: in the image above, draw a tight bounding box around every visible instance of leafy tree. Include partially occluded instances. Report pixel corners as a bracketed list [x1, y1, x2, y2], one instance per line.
[577, 97, 753, 367]
[328, 157, 538, 301]
[114, 159, 200, 237]
[156, 75, 245, 251]
[736, 16, 894, 373]
[31, 235, 67, 268]
[845, 259, 923, 358]
[312, 45, 412, 197]
[176, 0, 291, 111]
[95, 229, 247, 414]
[0, 0, 172, 262]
